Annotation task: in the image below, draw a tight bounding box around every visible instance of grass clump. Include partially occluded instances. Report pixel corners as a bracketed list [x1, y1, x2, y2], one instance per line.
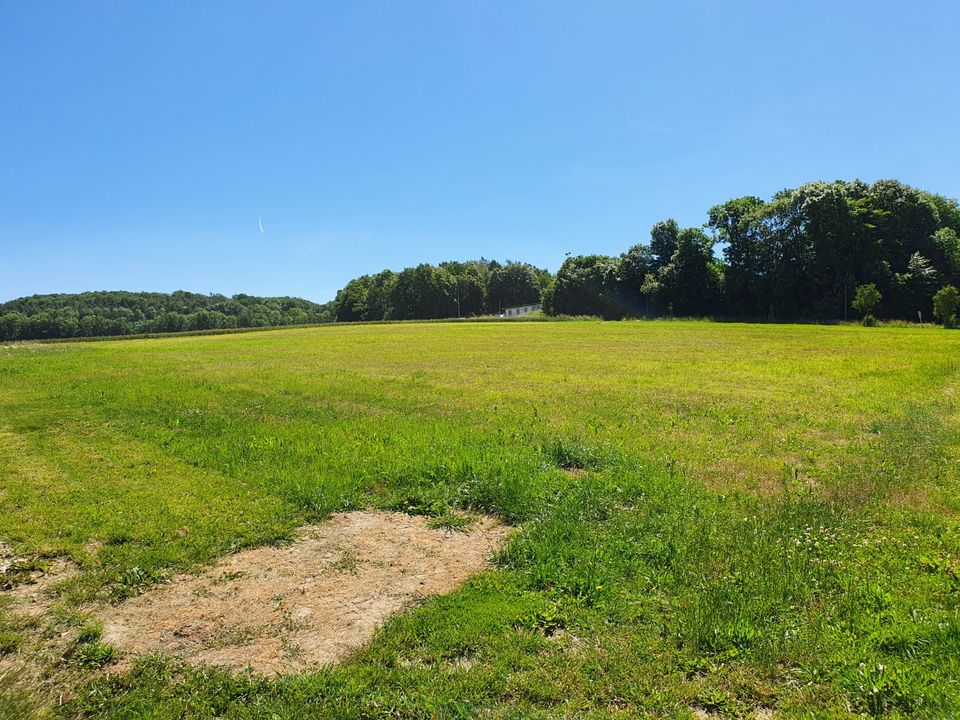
[72, 642, 116, 670]
[0, 630, 20, 655]
[75, 621, 104, 646]
[426, 512, 475, 533]
[67, 622, 116, 669]
[542, 437, 610, 472]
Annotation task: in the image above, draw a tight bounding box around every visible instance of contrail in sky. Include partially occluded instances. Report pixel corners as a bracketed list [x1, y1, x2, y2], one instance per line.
[258, 216, 264, 235]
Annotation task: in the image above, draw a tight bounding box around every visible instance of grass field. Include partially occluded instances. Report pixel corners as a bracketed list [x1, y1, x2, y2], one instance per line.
[2, 320, 959, 718]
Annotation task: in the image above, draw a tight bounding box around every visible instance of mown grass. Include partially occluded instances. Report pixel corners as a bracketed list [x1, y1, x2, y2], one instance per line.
[1, 320, 959, 718]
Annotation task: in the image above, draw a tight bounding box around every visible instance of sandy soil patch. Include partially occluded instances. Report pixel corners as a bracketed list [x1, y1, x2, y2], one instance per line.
[0, 540, 19, 574]
[101, 511, 509, 674]
[0, 541, 78, 618]
[0, 542, 81, 708]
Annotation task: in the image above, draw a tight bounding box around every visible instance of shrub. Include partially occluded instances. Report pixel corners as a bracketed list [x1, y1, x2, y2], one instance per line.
[932, 285, 959, 328]
[852, 284, 881, 324]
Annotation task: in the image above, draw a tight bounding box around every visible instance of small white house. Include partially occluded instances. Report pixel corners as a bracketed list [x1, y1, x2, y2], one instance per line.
[501, 303, 542, 317]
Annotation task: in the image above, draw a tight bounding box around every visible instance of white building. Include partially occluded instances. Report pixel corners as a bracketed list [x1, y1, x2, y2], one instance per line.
[501, 303, 542, 317]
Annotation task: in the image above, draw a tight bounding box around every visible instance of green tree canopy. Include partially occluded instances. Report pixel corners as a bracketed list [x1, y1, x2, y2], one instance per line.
[851, 283, 881, 319]
[551, 255, 622, 319]
[0, 291, 333, 341]
[933, 285, 959, 328]
[486, 263, 542, 312]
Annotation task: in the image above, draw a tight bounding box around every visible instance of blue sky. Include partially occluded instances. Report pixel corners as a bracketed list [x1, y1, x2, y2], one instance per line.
[2, 1, 958, 304]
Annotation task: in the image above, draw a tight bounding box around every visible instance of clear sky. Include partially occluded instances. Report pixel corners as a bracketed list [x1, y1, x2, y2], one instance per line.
[2, 1, 958, 304]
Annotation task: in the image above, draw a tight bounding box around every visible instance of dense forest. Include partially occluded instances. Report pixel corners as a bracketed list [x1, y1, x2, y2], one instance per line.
[335, 179, 960, 323]
[0, 291, 334, 341]
[4, 179, 958, 341]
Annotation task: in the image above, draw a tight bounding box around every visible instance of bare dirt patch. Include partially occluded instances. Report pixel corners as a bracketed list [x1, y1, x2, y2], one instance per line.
[0, 542, 82, 712]
[0, 541, 78, 618]
[101, 511, 509, 674]
[0, 540, 19, 574]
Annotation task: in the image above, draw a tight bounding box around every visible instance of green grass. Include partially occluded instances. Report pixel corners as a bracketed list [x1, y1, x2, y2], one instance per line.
[1, 320, 959, 718]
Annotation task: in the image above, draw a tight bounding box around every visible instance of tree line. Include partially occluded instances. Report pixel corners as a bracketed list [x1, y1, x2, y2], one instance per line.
[334, 259, 552, 321]
[4, 179, 958, 341]
[0, 291, 335, 341]
[335, 179, 960, 325]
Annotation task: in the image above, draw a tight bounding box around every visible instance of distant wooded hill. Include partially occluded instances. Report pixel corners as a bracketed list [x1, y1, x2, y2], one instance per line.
[0, 291, 334, 340]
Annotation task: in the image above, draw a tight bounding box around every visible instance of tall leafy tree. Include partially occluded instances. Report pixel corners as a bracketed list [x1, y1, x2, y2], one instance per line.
[334, 276, 372, 322]
[552, 255, 622, 318]
[895, 253, 939, 319]
[615, 244, 655, 317]
[649, 219, 679, 271]
[456, 266, 487, 317]
[363, 270, 397, 321]
[439, 261, 489, 317]
[388, 264, 457, 320]
[658, 228, 721, 316]
[865, 179, 940, 275]
[708, 196, 766, 316]
[932, 228, 960, 286]
[486, 263, 542, 312]
[0, 312, 26, 340]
